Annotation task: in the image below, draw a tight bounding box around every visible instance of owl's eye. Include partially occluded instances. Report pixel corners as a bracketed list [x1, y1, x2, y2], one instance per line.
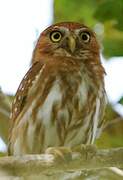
[50, 31, 62, 42]
[80, 32, 90, 43]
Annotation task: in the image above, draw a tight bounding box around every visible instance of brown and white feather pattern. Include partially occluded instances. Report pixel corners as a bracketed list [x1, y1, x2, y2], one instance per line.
[8, 57, 106, 155]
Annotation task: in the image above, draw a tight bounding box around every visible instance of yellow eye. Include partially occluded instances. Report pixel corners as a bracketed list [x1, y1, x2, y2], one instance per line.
[80, 32, 90, 43]
[50, 31, 62, 42]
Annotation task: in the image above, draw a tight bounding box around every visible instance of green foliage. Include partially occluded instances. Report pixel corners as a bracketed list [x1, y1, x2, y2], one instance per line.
[0, 152, 6, 157]
[96, 129, 123, 148]
[54, 0, 97, 26]
[103, 38, 123, 57]
[54, 0, 123, 57]
[96, 104, 123, 148]
[118, 96, 123, 105]
[94, 0, 123, 31]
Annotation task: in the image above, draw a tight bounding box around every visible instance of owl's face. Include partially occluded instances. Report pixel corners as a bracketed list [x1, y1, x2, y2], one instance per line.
[33, 22, 100, 62]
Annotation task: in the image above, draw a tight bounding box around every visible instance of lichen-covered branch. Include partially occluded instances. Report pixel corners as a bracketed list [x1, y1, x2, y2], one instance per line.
[0, 146, 123, 179]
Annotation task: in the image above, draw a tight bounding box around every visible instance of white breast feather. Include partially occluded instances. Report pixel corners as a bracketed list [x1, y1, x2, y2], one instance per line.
[37, 80, 62, 125]
[91, 98, 100, 144]
[37, 80, 62, 148]
[77, 80, 88, 109]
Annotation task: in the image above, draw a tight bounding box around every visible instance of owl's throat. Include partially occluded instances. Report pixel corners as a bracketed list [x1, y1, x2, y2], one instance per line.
[53, 47, 89, 60]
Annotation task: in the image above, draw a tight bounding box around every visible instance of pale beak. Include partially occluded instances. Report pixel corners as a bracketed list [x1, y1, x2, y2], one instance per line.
[68, 36, 76, 53]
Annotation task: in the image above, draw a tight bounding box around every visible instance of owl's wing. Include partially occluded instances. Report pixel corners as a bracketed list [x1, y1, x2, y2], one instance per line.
[95, 89, 107, 140]
[90, 86, 107, 143]
[11, 61, 44, 123]
[8, 61, 45, 154]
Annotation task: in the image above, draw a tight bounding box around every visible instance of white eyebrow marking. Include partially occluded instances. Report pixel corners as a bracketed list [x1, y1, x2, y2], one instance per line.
[75, 28, 90, 35]
[52, 26, 69, 34]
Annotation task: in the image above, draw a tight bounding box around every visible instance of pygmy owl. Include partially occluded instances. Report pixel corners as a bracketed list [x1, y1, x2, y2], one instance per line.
[8, 22, 107, 155]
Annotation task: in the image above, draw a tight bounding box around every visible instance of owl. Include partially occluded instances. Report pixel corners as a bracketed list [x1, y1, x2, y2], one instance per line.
[8, 22, 107, 155]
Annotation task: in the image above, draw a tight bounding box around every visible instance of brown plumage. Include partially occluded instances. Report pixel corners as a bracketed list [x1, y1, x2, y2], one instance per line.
[8, 22, 107, 155]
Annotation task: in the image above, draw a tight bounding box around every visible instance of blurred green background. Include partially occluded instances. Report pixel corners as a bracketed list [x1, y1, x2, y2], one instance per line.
[0, 0, 123, 156]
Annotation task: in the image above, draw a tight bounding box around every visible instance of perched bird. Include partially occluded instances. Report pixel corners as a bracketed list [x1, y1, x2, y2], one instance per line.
[8, 22, 107, 155]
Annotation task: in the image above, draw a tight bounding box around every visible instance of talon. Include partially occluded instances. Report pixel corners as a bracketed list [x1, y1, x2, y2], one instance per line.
[81, 144, 97, 160]
[72, 144, 97, 160]
[45, 147, 72, 161]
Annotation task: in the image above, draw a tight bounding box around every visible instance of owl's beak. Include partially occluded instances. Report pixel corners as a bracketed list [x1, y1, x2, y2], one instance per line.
[68, 36, 76, 53]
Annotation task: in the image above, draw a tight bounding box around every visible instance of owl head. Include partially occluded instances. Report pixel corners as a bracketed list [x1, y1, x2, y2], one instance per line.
[32, 22, 100, 63]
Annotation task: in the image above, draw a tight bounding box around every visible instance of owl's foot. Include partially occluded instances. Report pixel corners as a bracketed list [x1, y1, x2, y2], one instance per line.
[72, 144, 97, 160]
[45, 147, 72, 162]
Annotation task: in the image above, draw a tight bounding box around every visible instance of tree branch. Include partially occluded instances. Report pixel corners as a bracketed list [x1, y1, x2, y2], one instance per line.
[0, 147, 123, 179]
